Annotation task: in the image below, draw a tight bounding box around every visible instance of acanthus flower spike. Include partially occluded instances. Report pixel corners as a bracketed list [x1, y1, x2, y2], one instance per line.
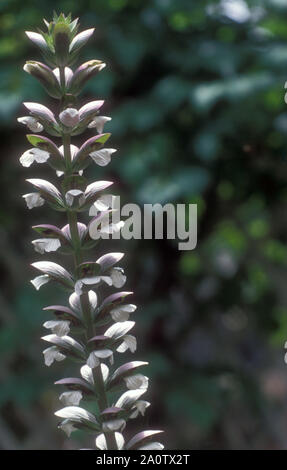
[20, 13, 163, 451]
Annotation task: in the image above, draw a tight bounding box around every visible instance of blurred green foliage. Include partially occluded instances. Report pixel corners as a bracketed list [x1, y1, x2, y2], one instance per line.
[2, 0, 287, 449]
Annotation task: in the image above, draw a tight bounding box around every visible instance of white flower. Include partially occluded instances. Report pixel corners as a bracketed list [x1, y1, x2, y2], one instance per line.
[89, 194, 117, 216]
[58, 420, 77, 437]
[65, 189, 85, 207]
[95, 432, 125, 450]
[109, 267, 126, 288]
[115, 389, 146, 409]
[87, 350, 114, 368]
[99, 220, 125, 235]
[102, 418, 126, 432]
[130, 400, 150, 418]
[124, 374, 149, 390]
[117, 334, 137, 353]
[43, 320, 70, 337]
[80, 364, 94, 384]
[55, 406, 97, 429]
[59, 391, 83, 406]
[88, 116, 111, 133]
[43, 346, 66, 366]
[138, 442, 164, 450]
[22, 192, 45, 209]
[75, 276, 112, 296]
[110, 304, 137, 322]
[69, 290, 98, 315]
[59, 108, 80, 127]
[32, 238, 61, 254]
[31, 274, 50, 290]
[80, 363, 109, 384]
[20, 148, 50, 167]
[90, 148, 117, 167]
[55, 406, 98, 436]
[17, 116, 43, 132]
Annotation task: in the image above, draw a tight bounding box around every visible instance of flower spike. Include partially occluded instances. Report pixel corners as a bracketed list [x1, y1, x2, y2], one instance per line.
[20, 13, 163, 451]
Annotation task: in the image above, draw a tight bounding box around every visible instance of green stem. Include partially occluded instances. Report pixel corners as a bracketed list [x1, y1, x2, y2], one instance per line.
[60, 66, 117, 450]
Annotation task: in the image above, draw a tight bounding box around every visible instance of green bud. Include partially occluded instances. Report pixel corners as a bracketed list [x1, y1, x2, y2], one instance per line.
[53, 22, 71, 66]
[23, 61, 62, 98]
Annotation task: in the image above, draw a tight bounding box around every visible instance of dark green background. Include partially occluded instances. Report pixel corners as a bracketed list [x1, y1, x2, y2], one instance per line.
[1, 0, 287, 449]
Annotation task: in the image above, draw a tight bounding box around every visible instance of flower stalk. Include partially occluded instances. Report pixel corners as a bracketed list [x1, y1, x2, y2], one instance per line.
[19, 12, 163, 450]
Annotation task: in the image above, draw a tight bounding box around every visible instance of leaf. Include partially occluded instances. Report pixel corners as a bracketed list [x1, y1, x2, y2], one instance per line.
[72, 134, 111, 170]
[69, 28, 95, 53]
[126, 430, 164, 450]
[42, 335, 85, 362]
[54, 406, 99, 430]
[78, 261, 101, 278]
[54, 378, 94, 395]
[26, 134, 65, 170]
[82, 180, 113, 208]
[95, 292, 133, 326]
[23, 102, 56, 123]
[115, 389, 146, 409]
[96, 252, 124, 272]
[43, 305, 81, 326]
[108, 361, 148, 391]
[26, 178, 65, 210]
[104, 321, 135, 340]
[32, 261, 74, 288]
[32, 224, 67, 242]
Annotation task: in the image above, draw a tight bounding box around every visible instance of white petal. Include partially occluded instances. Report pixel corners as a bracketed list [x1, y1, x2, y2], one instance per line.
[53, 67, 73, 86]
[75, 280, 84, 296]
[23, 192, 45, 209]
[115, 432, 125, 450]
[59, 420, 77, 437]
[100, 220, 125, 235]
[76, 276, 113, 294]
[101, 363, 110, 382]
[124, 374, 149, 390]
[115, 389, 146, 409]
[109, 267, 126, 288]
[95, 433, 107, 450]
[88, 116, 111, 133]
[130, 400, 150, 418]
[20, 148, 50, 167]
[87, 351, 100, 369]
[90, 148, 116, 167]
[102, 418, 126, 432]
[81, 364, 94, 384]
[55, 406, 97, 423]
[59, 108, 80, 127]
[138, 442, 164, 450]
[105, 321, 135, 339]
[89, 194, 117, 216]
[80, 363, 109, 384]
[95, 432, 124, 450]
[88, 290, 98, 310]
[31, 274, 50, 290]
[65, 189, 84, 207]
[43, 346, 66, 366]
[87, 349, 114, 368]
[110, 304, 137, 322]
[43, 320, 70, 337]
[32, 238, 61, 254]
[59, 391, 83, 406]
[95, 349, 114, 360]
[20, 149, 36, 167]
[117, 335, 137, 353]
[17, 116, 43, 132]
